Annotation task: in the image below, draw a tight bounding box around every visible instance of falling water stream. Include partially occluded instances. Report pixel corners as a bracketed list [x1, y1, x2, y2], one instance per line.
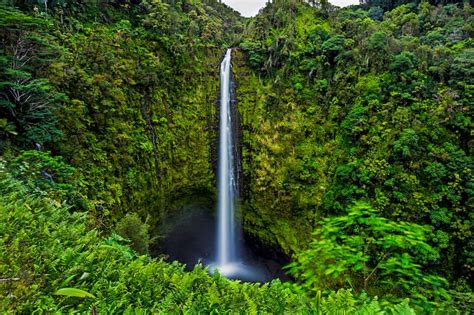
[209, 48, 246, 277]
[210, 48, 271, 281]
[216, 48, 237, 268]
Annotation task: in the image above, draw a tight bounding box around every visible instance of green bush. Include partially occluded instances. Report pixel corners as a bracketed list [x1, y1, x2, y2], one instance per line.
[287, 202, 450, 312]
[9, 150, 75, 190]
[116, 213, 150, 255]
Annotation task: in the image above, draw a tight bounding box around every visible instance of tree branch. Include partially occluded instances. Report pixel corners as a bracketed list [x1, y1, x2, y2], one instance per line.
[0, 278, 20, 282]
[364, 251, 390, 289]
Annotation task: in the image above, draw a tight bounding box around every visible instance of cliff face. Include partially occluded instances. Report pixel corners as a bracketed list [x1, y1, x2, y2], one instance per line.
[0, 0, 246, 227]
[55, 42, 223, 225]
[232, 49, 314, 254]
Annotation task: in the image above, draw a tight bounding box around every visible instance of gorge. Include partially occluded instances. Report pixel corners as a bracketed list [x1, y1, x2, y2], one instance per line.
[0, 0, 472, 313]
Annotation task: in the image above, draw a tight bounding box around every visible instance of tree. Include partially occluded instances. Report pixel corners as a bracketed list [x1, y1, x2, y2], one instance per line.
[393, 128, 419, 159]
[321, 35, 346, 62]
[367, 6, 384, 21]
[0, 5, 65, 145]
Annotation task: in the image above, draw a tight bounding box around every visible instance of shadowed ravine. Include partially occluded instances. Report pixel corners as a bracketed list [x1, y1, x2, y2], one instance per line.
[152, 202, 290, 283]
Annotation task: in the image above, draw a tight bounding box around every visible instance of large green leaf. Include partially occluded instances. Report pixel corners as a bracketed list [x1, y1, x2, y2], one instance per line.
[54, 288, 95, 299]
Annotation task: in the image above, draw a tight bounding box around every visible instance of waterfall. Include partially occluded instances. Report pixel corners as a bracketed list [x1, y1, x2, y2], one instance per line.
[211, 49, 262, 280]
[207, 49, 272, 281]
[216, 48, 238, 269]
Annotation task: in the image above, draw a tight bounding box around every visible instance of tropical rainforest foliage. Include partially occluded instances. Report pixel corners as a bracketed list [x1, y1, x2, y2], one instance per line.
[0, 0, 472, 313]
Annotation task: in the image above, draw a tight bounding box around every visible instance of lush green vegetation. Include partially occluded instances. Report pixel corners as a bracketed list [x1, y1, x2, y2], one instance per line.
[2, 163, 426, 313]
[0, 0, 472, 313]
[237, 1, 472, 310]
[0, 0, 245, 225]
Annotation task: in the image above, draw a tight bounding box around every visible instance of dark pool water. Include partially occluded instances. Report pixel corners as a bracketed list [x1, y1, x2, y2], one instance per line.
[151, 203, 291, 283]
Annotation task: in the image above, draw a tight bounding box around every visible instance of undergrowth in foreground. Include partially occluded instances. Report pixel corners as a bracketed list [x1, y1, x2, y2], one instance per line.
[0, 163, 418, 314]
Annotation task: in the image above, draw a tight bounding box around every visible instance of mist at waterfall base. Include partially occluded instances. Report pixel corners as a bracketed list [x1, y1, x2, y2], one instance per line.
[153, 50, 289, 283]
[154, 204, 290, 282]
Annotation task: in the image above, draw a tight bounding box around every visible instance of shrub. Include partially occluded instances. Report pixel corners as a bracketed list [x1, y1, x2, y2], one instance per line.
[116, 213, 150, 254]
[287, 202, 449, 311]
